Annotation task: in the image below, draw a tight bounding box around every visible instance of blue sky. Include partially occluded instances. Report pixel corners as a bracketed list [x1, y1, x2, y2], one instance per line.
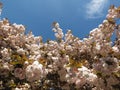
[1, 0, 120, 41]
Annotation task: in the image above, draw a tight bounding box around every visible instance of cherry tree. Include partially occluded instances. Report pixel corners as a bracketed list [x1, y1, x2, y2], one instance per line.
[0, 2, 120, 90]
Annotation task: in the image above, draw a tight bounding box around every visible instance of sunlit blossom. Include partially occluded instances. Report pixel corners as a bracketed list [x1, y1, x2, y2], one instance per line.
[0, 4, 120, 90]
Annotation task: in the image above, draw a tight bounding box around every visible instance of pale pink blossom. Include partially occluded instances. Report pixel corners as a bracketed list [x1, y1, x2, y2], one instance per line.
[14, 68, 25, 80]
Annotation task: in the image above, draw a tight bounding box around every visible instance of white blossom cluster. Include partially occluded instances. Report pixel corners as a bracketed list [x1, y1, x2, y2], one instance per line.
[0, 5, 120, 90]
